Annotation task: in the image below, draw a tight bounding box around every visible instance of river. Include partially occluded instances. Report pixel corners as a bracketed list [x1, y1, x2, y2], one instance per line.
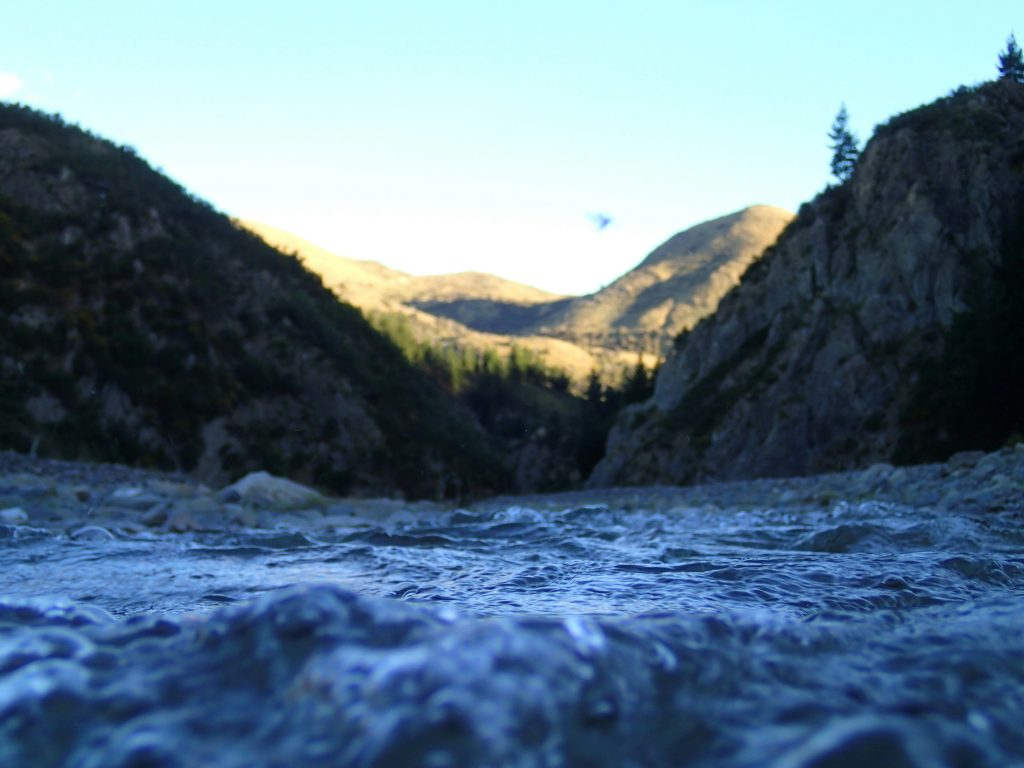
[0, 451, 1022, 766]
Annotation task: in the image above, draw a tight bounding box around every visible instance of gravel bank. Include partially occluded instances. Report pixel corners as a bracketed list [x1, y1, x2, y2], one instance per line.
[1, 445, 1022, 536]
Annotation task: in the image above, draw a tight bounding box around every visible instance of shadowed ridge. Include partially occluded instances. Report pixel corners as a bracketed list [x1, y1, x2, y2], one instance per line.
[0, 103, 509, 500]
[590, 80, 1024, 488]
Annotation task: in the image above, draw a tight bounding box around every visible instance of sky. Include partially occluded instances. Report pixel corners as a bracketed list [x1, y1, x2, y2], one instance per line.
[1, 1, 1019, 295]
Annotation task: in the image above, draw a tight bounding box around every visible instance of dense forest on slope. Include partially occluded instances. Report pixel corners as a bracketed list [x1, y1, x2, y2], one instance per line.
[368, 311, 656, 491]
[0, 104, 509, 499]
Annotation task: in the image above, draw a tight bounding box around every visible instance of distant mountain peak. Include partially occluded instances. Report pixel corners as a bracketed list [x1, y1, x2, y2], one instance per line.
[242, 207, 791, 362]
[240, 220, 565, 307]
[526, 205, 793, 354]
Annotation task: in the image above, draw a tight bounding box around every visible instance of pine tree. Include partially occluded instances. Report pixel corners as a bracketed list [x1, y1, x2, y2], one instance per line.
[998, 34, 1024, 84]
[828, 104, 859, 183]
[622, 356, 654, 405]
[584, 370, 603, 404]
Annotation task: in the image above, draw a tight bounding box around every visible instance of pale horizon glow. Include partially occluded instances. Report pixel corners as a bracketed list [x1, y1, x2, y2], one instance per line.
[270, 207, 675, 296]
[3, 2, 1021, 294]
[0, 73, 23, 100]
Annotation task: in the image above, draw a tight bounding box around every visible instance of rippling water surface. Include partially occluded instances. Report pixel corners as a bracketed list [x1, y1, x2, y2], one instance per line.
[2, 494, 1024, 766]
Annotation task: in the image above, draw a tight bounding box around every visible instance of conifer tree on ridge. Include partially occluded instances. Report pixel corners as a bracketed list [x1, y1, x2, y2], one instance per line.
[828, 104, 859, 183]
[998, 33, 1024, 83]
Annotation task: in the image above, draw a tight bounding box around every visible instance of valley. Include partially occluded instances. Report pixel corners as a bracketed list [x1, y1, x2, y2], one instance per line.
[241, 205, 790, 385]
[2, 76, 1022, 500]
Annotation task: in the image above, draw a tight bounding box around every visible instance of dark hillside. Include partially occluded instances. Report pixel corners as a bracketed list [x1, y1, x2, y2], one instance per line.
[0, 105, 508, 499]
[591, 80, 1024, 486]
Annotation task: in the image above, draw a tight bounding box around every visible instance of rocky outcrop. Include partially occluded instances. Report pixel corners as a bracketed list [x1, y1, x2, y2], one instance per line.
[590, 81, 1024, 487]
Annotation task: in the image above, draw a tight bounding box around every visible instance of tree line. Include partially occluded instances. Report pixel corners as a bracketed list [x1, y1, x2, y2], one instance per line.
[827, 34, 1023, 184]
[368, 311, 659, 486]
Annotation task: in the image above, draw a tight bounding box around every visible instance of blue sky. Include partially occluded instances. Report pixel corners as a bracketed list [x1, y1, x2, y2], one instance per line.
[2, 2, 1019, 294]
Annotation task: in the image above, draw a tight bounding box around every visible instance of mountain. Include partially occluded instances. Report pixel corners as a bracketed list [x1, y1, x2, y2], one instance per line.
[412, 206, 792, 354]
[590, 80, 1024, 487]
[240, 222, 664, 492]
[531, 206, 792, 353]
[243, 207, 791, 380]
[241, 220, 652, 386]
[0, 104, 509, 499]
[240, 220, 563, 311]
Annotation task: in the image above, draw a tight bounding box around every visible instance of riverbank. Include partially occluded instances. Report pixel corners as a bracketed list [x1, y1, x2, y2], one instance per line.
[3, 445, 1024, 767]
[2, 444, 1022, 536]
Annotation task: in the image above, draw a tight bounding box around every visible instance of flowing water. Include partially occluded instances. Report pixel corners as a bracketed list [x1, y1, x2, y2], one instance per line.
[1, 489, 1024, 766]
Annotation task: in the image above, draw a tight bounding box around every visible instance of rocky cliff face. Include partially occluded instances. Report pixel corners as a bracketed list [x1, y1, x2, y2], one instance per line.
[0, 105, 508, 499]
[590, 81, 1024, 487]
